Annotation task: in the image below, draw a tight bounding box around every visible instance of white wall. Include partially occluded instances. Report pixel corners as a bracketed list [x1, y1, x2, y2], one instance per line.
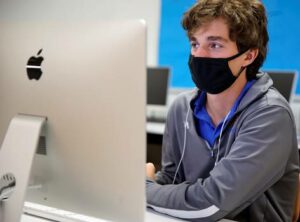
[0, 0, 160, 66]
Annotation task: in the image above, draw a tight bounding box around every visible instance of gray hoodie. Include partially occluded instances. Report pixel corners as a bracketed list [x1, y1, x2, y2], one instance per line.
[146, 73, 299, 221]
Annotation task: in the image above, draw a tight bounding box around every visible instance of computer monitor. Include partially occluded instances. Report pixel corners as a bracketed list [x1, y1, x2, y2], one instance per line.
[0, 20, 146, 222]
[147, 67, 170, 105]
[266, 70, 297, 102]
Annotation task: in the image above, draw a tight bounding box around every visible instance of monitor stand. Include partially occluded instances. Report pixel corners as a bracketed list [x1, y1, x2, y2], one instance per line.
[0, 114, 46, 222]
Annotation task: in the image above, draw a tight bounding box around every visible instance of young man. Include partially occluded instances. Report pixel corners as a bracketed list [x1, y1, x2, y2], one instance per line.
[146, 0, 299, 221]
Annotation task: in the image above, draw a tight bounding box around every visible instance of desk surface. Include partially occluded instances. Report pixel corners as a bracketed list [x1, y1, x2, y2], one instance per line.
[21, 202, 235, 222]
[22, 202, 186, 222]
[146, 122, 165, 135]
[21, 210, 184, 222]
[21, 211, 235, 222]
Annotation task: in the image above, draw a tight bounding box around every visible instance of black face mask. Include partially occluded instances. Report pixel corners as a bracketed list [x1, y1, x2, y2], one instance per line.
[188, 50, 247, 94]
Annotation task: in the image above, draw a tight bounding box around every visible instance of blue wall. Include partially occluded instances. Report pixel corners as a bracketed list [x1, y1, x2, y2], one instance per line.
[159, 0, 300, 93]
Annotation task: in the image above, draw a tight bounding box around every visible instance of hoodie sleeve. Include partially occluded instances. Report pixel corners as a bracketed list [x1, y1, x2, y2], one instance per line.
[146, 105, 298, 221]
[154, 125, 181, 185]
[154, 95, 188, 185]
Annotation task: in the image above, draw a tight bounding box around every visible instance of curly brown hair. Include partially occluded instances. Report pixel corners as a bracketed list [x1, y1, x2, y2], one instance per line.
[182, 0, 269, 79]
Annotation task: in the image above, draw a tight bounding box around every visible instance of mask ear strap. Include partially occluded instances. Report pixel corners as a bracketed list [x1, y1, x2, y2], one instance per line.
[236, 66, 246, 77]
[226, 49, 249, 61]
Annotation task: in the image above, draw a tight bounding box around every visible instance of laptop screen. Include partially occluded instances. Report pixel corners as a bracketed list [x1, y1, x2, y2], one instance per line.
[266, 71, 296, 102]
[147, 67, 170, 106]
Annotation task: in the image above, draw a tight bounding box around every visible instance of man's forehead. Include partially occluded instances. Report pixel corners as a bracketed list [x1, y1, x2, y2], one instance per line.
[189, 35, 230, 43]
[189, 18, 231, 41]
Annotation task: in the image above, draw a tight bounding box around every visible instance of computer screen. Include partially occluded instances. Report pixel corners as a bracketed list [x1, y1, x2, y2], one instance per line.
[0, 20, 146, 222]
[147, 67, 170, 105]
[266, 71, 297, 102]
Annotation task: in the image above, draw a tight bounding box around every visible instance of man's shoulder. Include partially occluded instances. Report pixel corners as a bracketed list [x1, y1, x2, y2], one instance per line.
[164, 89, 197, 124]
[169, 89, 197, 109]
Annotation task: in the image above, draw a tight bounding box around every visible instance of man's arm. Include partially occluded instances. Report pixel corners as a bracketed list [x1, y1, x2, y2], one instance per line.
[146, 106, 299, 221]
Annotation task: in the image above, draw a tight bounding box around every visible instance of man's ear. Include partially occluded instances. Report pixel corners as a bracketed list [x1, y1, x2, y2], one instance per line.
[243, 48, 259, 66]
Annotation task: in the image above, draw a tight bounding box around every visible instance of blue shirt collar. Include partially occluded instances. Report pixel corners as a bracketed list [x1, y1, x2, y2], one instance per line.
[194, 80, 256, 118]
[193, 80, 256, 147]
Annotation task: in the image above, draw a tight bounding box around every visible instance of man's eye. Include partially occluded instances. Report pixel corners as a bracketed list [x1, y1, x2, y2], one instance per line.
[190, 42, 199, 49]
[210, 43, 222, 49]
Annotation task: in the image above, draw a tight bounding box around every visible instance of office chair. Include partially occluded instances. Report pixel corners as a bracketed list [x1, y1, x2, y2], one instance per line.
[293, 174, 300, 222]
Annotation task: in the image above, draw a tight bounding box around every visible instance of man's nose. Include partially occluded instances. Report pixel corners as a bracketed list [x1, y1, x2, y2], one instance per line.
[192, 47, 209, 57]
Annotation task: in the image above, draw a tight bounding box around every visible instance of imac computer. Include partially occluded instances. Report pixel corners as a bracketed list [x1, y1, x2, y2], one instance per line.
[0, 20, 146, 222]
[265, 70, 297, 102]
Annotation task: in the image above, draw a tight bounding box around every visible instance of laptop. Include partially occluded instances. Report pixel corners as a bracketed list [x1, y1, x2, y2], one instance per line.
[147, 67, 170, 106]
[146, 67, 170, 123]
[266, 70, 297, 102]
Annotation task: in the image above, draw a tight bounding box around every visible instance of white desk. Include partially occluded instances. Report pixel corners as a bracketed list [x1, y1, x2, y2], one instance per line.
[21, 210, 235, 222]
[22, 214, 50, 222]
[21, 202, 235, 222]
[21, 211, 184, 222]
[22, 202, 186, 222]
[146, 122, 165, 135]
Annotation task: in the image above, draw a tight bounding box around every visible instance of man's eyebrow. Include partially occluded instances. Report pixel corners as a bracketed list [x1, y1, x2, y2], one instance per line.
[207, 36, 229, 42]
[189, 36, 229, 42]
[189, 36, 197, 41]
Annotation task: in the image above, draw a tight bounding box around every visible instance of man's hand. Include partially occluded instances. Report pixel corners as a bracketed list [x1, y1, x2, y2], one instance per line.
[146, 162, 156, 180]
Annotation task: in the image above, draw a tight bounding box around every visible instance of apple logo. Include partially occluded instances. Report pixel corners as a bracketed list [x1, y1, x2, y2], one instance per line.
[26, 49, 44, 80]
